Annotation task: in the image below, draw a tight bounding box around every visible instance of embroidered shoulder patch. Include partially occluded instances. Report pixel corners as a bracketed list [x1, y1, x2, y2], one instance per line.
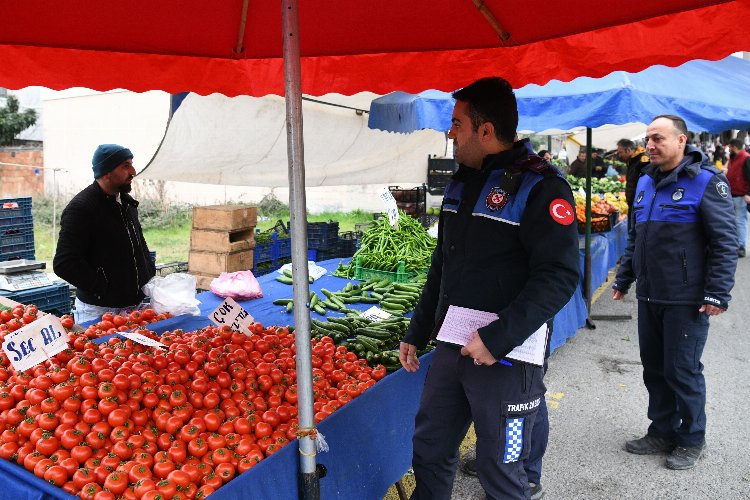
[549, 199, 574, 225]
[716, 181, 729, 198]
[486, 187, 510, 211]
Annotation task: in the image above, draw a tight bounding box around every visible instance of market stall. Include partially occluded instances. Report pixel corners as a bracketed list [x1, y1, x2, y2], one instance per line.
[0, 234, 631, 499]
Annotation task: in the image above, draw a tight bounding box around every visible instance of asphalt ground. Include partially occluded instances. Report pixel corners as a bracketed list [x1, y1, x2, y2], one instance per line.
[386, 255, 750, 499]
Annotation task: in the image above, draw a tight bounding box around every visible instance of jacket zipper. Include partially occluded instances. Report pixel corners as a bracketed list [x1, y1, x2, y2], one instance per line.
[643, 190, 659, 301]
[682, 249, 688, 285]
[118, 204, 140, 297]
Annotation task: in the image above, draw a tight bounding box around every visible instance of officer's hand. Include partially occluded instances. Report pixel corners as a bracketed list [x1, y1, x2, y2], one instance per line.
[612, 290, 625, 300]
[399, 342, 420, 372]
[460, 332, 496, 366]
[699, 304, 725, 316]
[743, 194, 750, 204]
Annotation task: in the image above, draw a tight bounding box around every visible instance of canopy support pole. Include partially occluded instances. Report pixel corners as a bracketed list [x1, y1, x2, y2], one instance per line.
[584, 128, 596, 329]
[281, 1, 320, 498]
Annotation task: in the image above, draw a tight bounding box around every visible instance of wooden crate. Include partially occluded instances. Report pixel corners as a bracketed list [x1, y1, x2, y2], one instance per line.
[188, 249, 253, 275]
[191, 273, 217, 291]
[190, 227, 256, 253]
[192, 205, 258, 231]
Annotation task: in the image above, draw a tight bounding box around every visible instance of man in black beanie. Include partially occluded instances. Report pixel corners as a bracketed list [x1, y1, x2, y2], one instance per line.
[54, 144, 156, 323]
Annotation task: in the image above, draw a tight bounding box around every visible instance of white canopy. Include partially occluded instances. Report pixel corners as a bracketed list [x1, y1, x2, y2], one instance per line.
[140, 92, 446, 187]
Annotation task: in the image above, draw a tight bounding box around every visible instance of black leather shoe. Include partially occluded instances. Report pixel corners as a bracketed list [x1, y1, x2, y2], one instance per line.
[530, 482, 545, 500]
[666, 443, 705, 470]
[459, 457, 477, 476]
[625, 435, 676, 455]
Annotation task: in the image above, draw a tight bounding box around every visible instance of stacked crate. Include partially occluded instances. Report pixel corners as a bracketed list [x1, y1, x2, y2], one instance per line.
[307, 221, 340, 261]
[189, 205, 257, 290]
[0, 197, 35, 262]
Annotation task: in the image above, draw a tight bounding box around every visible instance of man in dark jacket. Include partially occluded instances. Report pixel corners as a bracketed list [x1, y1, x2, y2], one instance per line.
[567, 150, 587, 178]
[726, 138, 750, 257]
[613, 115, 737, 471]
[400, 77, 580, 499]
[616, 138, 649, 222]
[54, 144, 155, 323]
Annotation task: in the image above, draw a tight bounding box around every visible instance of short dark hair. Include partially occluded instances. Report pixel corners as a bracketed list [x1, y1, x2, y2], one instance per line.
[537, 149, 549, 157]
[653, 114, 688, 136]
[616, 139, 635, 150]
[452, 77, 518, 145]
[729, 138, 744, 149]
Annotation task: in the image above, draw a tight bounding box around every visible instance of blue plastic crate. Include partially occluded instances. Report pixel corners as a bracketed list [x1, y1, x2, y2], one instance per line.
[0, 198, 33, 228]
[0, 248, 35, 262]
[2, 282, 71, 315]
[274, 237, 291, 259]
[254, 240, 275, 264]
[0, 224, 35, 255]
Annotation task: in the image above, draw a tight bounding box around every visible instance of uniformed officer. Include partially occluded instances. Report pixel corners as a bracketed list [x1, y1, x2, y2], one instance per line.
[400, 77, 580, 499]
[613, 115, 738, 470]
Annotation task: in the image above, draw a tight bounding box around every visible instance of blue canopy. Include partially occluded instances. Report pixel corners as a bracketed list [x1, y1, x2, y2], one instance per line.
[368, 56, 750, 134]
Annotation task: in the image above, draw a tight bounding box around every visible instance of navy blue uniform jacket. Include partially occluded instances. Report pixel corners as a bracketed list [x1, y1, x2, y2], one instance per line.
[403, 142, 581, 359]
[614, 147, 738, 309]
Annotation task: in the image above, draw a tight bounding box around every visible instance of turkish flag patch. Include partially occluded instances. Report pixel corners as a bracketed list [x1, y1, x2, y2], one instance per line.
[548, 199, 574, 225]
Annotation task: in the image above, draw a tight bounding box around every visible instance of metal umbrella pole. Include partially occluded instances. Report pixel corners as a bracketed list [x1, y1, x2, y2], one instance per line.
[281, 1, 320, 498]
[584, 127, 596, 329]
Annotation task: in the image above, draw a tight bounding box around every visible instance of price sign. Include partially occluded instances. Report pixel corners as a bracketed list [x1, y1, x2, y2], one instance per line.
[377, 187, 400, 227]
[2, 315, 69, 372]
[209, 297, 255, 335]
[119, 331, 167, 349]
[362, 306, 392, 322]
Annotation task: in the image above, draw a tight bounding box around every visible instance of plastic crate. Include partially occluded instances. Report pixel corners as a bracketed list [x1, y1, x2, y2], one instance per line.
[155, 261, 188, 277]
[0, 197, 33, 228]
[275, 236, 292, 259]
[388, 185, 427, 204]
[419, 214, 440, 228]
[307, 221, 339, 251]
[353, 256, 425, 283]
[254, 240, 275, 264]
[427, 158, 458, 195]
[2, 282, 71, 316]
[396, 201, 426, 217]
[0, 223, 35, 255]
[0, 248, 35, 262]
[578, 211, 619, 234]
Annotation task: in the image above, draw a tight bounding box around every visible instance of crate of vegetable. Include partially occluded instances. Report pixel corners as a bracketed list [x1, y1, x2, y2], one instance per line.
[333, 211, 434, 281]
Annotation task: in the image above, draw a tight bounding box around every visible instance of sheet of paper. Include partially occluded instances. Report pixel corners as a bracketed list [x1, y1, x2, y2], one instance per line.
[436, 305, 547, 366]
[362, 306, 392, 322]
[506, 323, 547, 367]
[377, 187, 400, 227]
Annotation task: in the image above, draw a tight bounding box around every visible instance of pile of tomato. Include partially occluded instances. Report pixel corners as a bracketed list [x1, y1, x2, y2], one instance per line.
[0, 321, 386, 499]
[70, 309, 174, 339]
[0, 303, 41, 337]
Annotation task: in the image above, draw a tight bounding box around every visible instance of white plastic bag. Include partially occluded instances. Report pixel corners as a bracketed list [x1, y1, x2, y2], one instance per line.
[142, 273, 201, 316]
[209, 270, 263, 300]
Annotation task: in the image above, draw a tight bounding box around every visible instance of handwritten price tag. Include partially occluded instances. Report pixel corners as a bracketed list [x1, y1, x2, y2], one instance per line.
[119, 331, 167, 349]
[377, 187, 400, 228]
[2, 315, 69, 372]
[209, 297, 255, 335]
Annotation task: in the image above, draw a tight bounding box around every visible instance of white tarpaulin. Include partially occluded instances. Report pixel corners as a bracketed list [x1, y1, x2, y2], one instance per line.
[140, 92, 446, 187]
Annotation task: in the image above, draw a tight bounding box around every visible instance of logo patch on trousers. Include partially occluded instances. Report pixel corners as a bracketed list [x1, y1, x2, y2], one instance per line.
[503, 417, 525, 463]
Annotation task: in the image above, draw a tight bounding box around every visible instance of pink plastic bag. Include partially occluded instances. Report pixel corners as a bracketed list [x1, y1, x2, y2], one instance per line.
[209, 271, 263, 300]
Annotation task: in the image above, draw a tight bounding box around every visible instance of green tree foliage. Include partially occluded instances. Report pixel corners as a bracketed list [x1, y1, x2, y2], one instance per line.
[0, 95, 37, 145]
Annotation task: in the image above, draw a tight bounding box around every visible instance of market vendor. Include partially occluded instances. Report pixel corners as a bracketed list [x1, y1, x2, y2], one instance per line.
[400, 77, 580, 500]
[54, 144, 155, 323]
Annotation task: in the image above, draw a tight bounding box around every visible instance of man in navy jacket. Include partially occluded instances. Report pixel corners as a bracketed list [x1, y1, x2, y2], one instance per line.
[613, 115, 737, 470]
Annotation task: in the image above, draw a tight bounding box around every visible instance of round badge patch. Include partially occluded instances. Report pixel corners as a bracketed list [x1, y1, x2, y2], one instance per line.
[716, 181, 729, 198]
[549, 199, 574, 225]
